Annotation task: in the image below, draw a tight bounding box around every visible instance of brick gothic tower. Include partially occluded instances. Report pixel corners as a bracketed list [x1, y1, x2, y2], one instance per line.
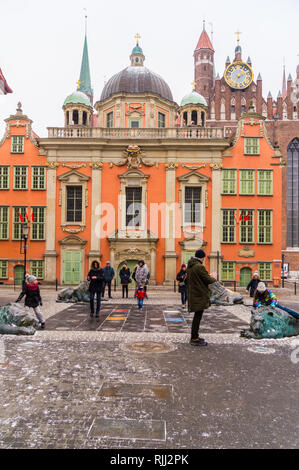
[194, 21, 214, 106]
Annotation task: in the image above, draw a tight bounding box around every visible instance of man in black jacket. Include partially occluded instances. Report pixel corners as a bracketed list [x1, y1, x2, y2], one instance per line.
[87, 261, 104, 319]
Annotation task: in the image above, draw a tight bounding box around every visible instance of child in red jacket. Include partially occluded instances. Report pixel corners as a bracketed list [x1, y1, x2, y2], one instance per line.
[136, 285, 147, 311]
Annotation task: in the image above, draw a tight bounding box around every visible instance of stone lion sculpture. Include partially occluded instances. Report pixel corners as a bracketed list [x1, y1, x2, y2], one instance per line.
[0, 303, 39, 335]
[209, 281, 243, 305]
[56, 280, 90, 303]
[241, 305, 299, 339]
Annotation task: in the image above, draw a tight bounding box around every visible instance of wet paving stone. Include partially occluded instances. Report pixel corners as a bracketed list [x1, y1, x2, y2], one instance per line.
[99, 383, 172, 399]
[44, 303, 248, 334]
[88, 417, 166, 441]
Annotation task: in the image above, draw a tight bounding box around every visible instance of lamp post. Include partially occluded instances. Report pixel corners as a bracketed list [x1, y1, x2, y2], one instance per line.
[22, 223, 30, 288]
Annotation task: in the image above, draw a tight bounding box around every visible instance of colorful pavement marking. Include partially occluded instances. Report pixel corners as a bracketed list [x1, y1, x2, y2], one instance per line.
[166, 318, 184, 322]
[107, 317, 126, 321]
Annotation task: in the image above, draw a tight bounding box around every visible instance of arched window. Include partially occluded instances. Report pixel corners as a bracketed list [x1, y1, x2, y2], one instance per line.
[287, 138, 299, 246]
[191, 110, 198, 125]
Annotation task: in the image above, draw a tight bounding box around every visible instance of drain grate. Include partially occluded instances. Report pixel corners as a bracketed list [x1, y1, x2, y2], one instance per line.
[121, 341, 176, 354]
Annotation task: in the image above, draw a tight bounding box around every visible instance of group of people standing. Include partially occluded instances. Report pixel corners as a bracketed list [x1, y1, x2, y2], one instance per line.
[87, 259, 150, 318]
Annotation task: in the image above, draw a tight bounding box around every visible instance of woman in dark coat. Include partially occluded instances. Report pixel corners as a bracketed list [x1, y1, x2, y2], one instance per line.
[87, 260, 104, 318]
[246, 272, 260, 297]
[119, 262, 131, 298]
[176, 264, 188, 308]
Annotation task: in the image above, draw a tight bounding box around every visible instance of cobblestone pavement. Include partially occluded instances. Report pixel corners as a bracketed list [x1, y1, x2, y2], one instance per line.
[0, 336, 298, 449]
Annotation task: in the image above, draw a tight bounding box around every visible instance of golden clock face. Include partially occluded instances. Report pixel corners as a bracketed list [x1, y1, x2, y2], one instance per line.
[224, 61, 254, 90]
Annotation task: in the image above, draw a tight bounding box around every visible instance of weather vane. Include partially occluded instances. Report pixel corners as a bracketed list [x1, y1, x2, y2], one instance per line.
[235, 30, 242, 43]
[77, 79, 83, 90]
[191, 81, 197, 91]
[83, 8, 87, 33]
[135, 33, 141, 45]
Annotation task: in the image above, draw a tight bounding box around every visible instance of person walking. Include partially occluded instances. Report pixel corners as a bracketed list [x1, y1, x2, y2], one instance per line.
[102, 261, 115, 299]
[119, 262, 131, 298]
[87, 260, 104, 319]
[176, 264, 188, 308]
[136, 284, 147, 311]
[135, 260, 149, 289]
[132, 265, 138, 298]
[16, 274, 45, 329]
[253, 282, 277, 308]
[246, 271, 260, 298]
[187, 249, 217, 347]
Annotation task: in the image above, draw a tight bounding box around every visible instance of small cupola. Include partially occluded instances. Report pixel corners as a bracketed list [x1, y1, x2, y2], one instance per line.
[179, 83, 208, 127]
[63, 85, 93, 127]
[130, 33, 145, 66]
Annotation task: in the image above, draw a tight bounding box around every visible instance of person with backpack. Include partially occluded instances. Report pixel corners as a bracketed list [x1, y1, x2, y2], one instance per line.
[119, 262, 131, 298]
[16, 274, 45, 329]
[87, 260, 104, 319]
[176, 264, 188, 308]
[102, 261, 115, 299]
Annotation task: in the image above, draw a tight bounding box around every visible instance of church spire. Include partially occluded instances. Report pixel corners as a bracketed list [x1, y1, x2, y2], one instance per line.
[78, 15, 93, 104]
[195, 21, 215, 52]
[282, 58, 287, 98]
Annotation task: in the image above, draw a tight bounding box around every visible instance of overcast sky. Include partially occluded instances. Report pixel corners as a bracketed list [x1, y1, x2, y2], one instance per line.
[0, 0, 298, 137]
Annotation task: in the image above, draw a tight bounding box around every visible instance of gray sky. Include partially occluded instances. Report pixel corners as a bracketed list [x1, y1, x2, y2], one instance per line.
[0, 0, 298, 137]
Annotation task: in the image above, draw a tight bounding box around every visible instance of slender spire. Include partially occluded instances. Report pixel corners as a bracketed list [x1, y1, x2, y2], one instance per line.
[282, 58, 287, 98]
[195, 21, 214, 51]
[78, 12, 93, 102]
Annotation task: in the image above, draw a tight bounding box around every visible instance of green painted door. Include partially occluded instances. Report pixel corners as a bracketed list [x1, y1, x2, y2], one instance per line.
[14, 265, 24, 285]
[117, 259, 139, 285]
[240, 267, 252, 287]
[64, 251, 81, 285]
[183, 252, 194, 266]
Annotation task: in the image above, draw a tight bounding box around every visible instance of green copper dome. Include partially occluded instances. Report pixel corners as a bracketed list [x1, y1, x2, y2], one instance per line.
[132, 44, 143, 55]
[63, 90, 92, 108]
[180, 90, 207, 107]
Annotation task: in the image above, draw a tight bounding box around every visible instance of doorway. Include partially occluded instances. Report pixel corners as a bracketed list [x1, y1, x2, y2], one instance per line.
[116, 259, 139, 285]
[240, 267, 252, 287]
[14, 265, 24, 285]
[63, 251, 81, 285]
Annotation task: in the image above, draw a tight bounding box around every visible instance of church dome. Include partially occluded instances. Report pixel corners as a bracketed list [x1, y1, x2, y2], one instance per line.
[63, 90, 92, 108]
[180, 90, 207, 107]
[100, 66, 173, 102]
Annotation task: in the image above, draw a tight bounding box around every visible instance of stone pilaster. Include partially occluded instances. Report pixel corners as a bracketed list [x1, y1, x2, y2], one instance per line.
[88, 161, 103, 263]
[163, 163, 178, 284]
[44, 163, 58, 283]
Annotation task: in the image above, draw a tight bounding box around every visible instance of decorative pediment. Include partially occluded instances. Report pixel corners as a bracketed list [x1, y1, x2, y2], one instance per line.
[118, 168, 149, 181]
[177, 170, 210, 183]
[59, 235, 87, 246]
[58, 169, 90, 182]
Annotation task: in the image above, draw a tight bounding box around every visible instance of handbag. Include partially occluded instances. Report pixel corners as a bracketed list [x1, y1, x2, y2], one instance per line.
[179, 281, 185, 287]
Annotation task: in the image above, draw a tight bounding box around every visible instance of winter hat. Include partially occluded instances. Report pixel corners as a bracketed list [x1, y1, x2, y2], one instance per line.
[106, 261, 110, 264]
[195, 249, 206, 259]
[257, 282, 266, 293]
[27, 275, 37, 283]
[253, 271, 259, 277]
[181, 264, 186, 268]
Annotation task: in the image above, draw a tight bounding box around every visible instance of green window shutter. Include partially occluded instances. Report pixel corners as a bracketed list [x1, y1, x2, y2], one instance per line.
[14, 166, 28, 190]
[11, 136, 24, 153]
[30, 260, 44, 279]
[32, 167, 46, 190]
[239, 170, 255, 195]
[31, 207, 45, 240]
[258, 210, 272, 244]
[0, 206, 9, 240]
[221, 261, 235, 280]
[258, 170, 273, 195]
[244, 137, 260, 155]
[222, 170, 236, 194]
[13, 206, 27, 240]
[258, 262, 272, 281]
[222, 209, 236, 243]
[0, 166, 9, 189]
[239, 209, 254, 243]
[0, 260, 8, 279]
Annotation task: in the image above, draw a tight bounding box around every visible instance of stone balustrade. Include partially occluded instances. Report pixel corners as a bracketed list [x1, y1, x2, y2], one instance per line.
[47, 126, 226, 139]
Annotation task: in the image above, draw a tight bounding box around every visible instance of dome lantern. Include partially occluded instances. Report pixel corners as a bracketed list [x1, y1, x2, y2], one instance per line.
[62, 88, 93, 127]
[179, 85, 208, 127]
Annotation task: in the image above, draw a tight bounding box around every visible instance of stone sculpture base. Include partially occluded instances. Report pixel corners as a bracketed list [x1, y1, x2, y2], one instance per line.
[0, 303, 39, 335]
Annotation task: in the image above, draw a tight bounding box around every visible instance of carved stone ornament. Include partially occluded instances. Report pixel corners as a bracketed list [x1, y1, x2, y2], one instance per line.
[46, 161, 59, 169]
[62, 163, 87, 169]
[89, 161, 103, 169]
[210, 163, 223, 170]
[110, 145, 156, 169]
[181, 163, 206, 170]
[238, 245, 255, 258]
[165, 162, 178, 169]
[61, 226, 85, 234]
